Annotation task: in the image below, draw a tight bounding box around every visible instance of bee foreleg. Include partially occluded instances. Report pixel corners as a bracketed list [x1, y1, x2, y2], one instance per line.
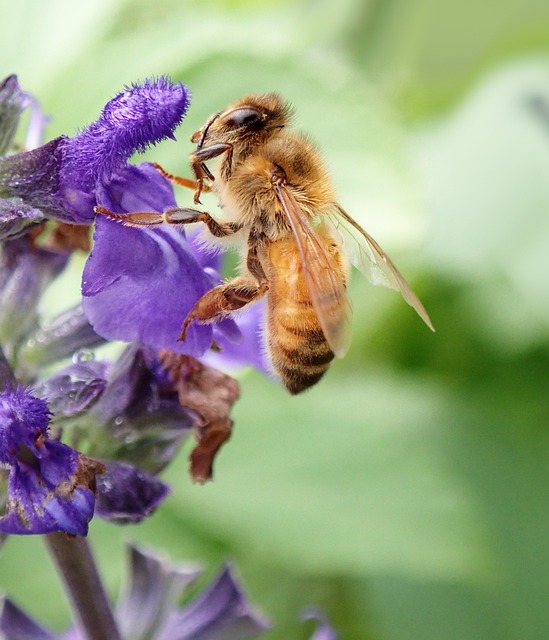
[164, 209, 243, 237]
[190, 142, 232, 204]
[95, 205, 242, 237]
[179, 277, 268, 341]
[94, 206, 165, 226]
[150, 162, 211, 193]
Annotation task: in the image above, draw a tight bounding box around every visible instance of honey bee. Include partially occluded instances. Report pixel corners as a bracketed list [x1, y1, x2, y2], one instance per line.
[96, 93, 434, 394]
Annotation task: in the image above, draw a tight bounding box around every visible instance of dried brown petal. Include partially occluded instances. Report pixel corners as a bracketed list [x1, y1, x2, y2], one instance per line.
[159, 351, 240, 482]
[48, 222, 91, 252]
[189, 417, 233, 482]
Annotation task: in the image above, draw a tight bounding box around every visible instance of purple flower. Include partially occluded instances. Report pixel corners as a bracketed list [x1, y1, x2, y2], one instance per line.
[0, 544, 270, 640]
[58, 77, 190, 223]
[0, 387, 104, 536]
[32, 345, 193, 524]
[0, 137, 69, 222]
[0, 77, 190, 224]
[81, 344, 195, 474]
[81, 163, 225, 356]
[1, 75, 266, 369]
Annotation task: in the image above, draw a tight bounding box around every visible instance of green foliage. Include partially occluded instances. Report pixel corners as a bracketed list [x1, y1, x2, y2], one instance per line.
[1, 0, 549, 637]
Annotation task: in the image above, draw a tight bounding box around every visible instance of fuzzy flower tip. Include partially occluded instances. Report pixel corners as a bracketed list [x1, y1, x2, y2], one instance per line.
[61, 76, 191, 194]
[0, 387, 51, 461]
[0, 387, 105, 536]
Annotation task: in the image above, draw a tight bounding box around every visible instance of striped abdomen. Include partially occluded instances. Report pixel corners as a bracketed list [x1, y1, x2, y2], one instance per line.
[264, 238, 347, 394]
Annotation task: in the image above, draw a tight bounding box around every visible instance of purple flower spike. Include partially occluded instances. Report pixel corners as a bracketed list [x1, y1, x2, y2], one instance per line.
[0, 387, 104, 536]
[59, 77, 190, 219]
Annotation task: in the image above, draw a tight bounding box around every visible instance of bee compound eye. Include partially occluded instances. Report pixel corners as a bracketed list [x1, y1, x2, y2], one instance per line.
[225, 107, 264, 128]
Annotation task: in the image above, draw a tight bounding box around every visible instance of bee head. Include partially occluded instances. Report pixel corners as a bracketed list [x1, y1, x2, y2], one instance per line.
[191, 93, 293, 149]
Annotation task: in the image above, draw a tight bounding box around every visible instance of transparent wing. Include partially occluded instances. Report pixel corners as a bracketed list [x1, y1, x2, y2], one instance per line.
[327, 204, 435, 331]
[273, 183, 353, 358]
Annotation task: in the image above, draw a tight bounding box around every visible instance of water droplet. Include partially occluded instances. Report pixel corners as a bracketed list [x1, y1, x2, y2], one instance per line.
[72, 349, 94, 364]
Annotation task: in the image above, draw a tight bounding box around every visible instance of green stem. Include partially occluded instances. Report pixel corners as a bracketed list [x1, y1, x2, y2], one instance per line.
[45, 532, 122, 640]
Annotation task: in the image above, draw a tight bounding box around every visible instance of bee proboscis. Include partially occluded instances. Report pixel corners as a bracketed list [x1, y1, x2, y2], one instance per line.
[96, 93, 434, 394]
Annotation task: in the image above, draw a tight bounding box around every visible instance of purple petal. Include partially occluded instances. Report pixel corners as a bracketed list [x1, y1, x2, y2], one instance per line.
[156, 564, 270, 640]
[94, 461, 169, 524]
[0, 236, 68, 347]
[116, 544, 201, 640]
[82, 165, 219, 356]
[61, 77, 190, 195]
[0, 442, 102, 536]
[0, 387, 104, 535]
[33, 358, 108, 418]
[0, 75, 28, 155]
[19, 304, 105, 371]
[82, 217, 215, 355]
[97, 162, 179, 219]
[85, 345, 193, 474]
[0, 137, 72, 220]
[0, 598, 56, 640]
[23, 94, 50, 151]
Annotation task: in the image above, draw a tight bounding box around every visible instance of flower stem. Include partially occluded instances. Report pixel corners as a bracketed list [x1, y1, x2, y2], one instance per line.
[45, 532, 122, 640]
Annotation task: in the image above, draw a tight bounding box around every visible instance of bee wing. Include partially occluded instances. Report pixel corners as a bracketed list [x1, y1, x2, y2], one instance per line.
[327, 204, 435, 331]
[273, 183, 353, 358]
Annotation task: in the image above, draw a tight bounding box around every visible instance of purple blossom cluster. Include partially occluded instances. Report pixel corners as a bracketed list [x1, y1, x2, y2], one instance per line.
[0, 74, 337, 639]
[0, 73, 264, 537]
[0, 544, 270, 639]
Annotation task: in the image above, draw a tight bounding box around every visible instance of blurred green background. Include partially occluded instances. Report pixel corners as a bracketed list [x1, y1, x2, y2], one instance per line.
[2, 0, 549, 638]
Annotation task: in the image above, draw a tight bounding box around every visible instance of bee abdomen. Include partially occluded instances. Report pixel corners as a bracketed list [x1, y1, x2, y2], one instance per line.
[268, 310, 335, 395]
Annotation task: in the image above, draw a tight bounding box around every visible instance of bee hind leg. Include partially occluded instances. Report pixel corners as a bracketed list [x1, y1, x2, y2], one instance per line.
[179, 277, 268, 341]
